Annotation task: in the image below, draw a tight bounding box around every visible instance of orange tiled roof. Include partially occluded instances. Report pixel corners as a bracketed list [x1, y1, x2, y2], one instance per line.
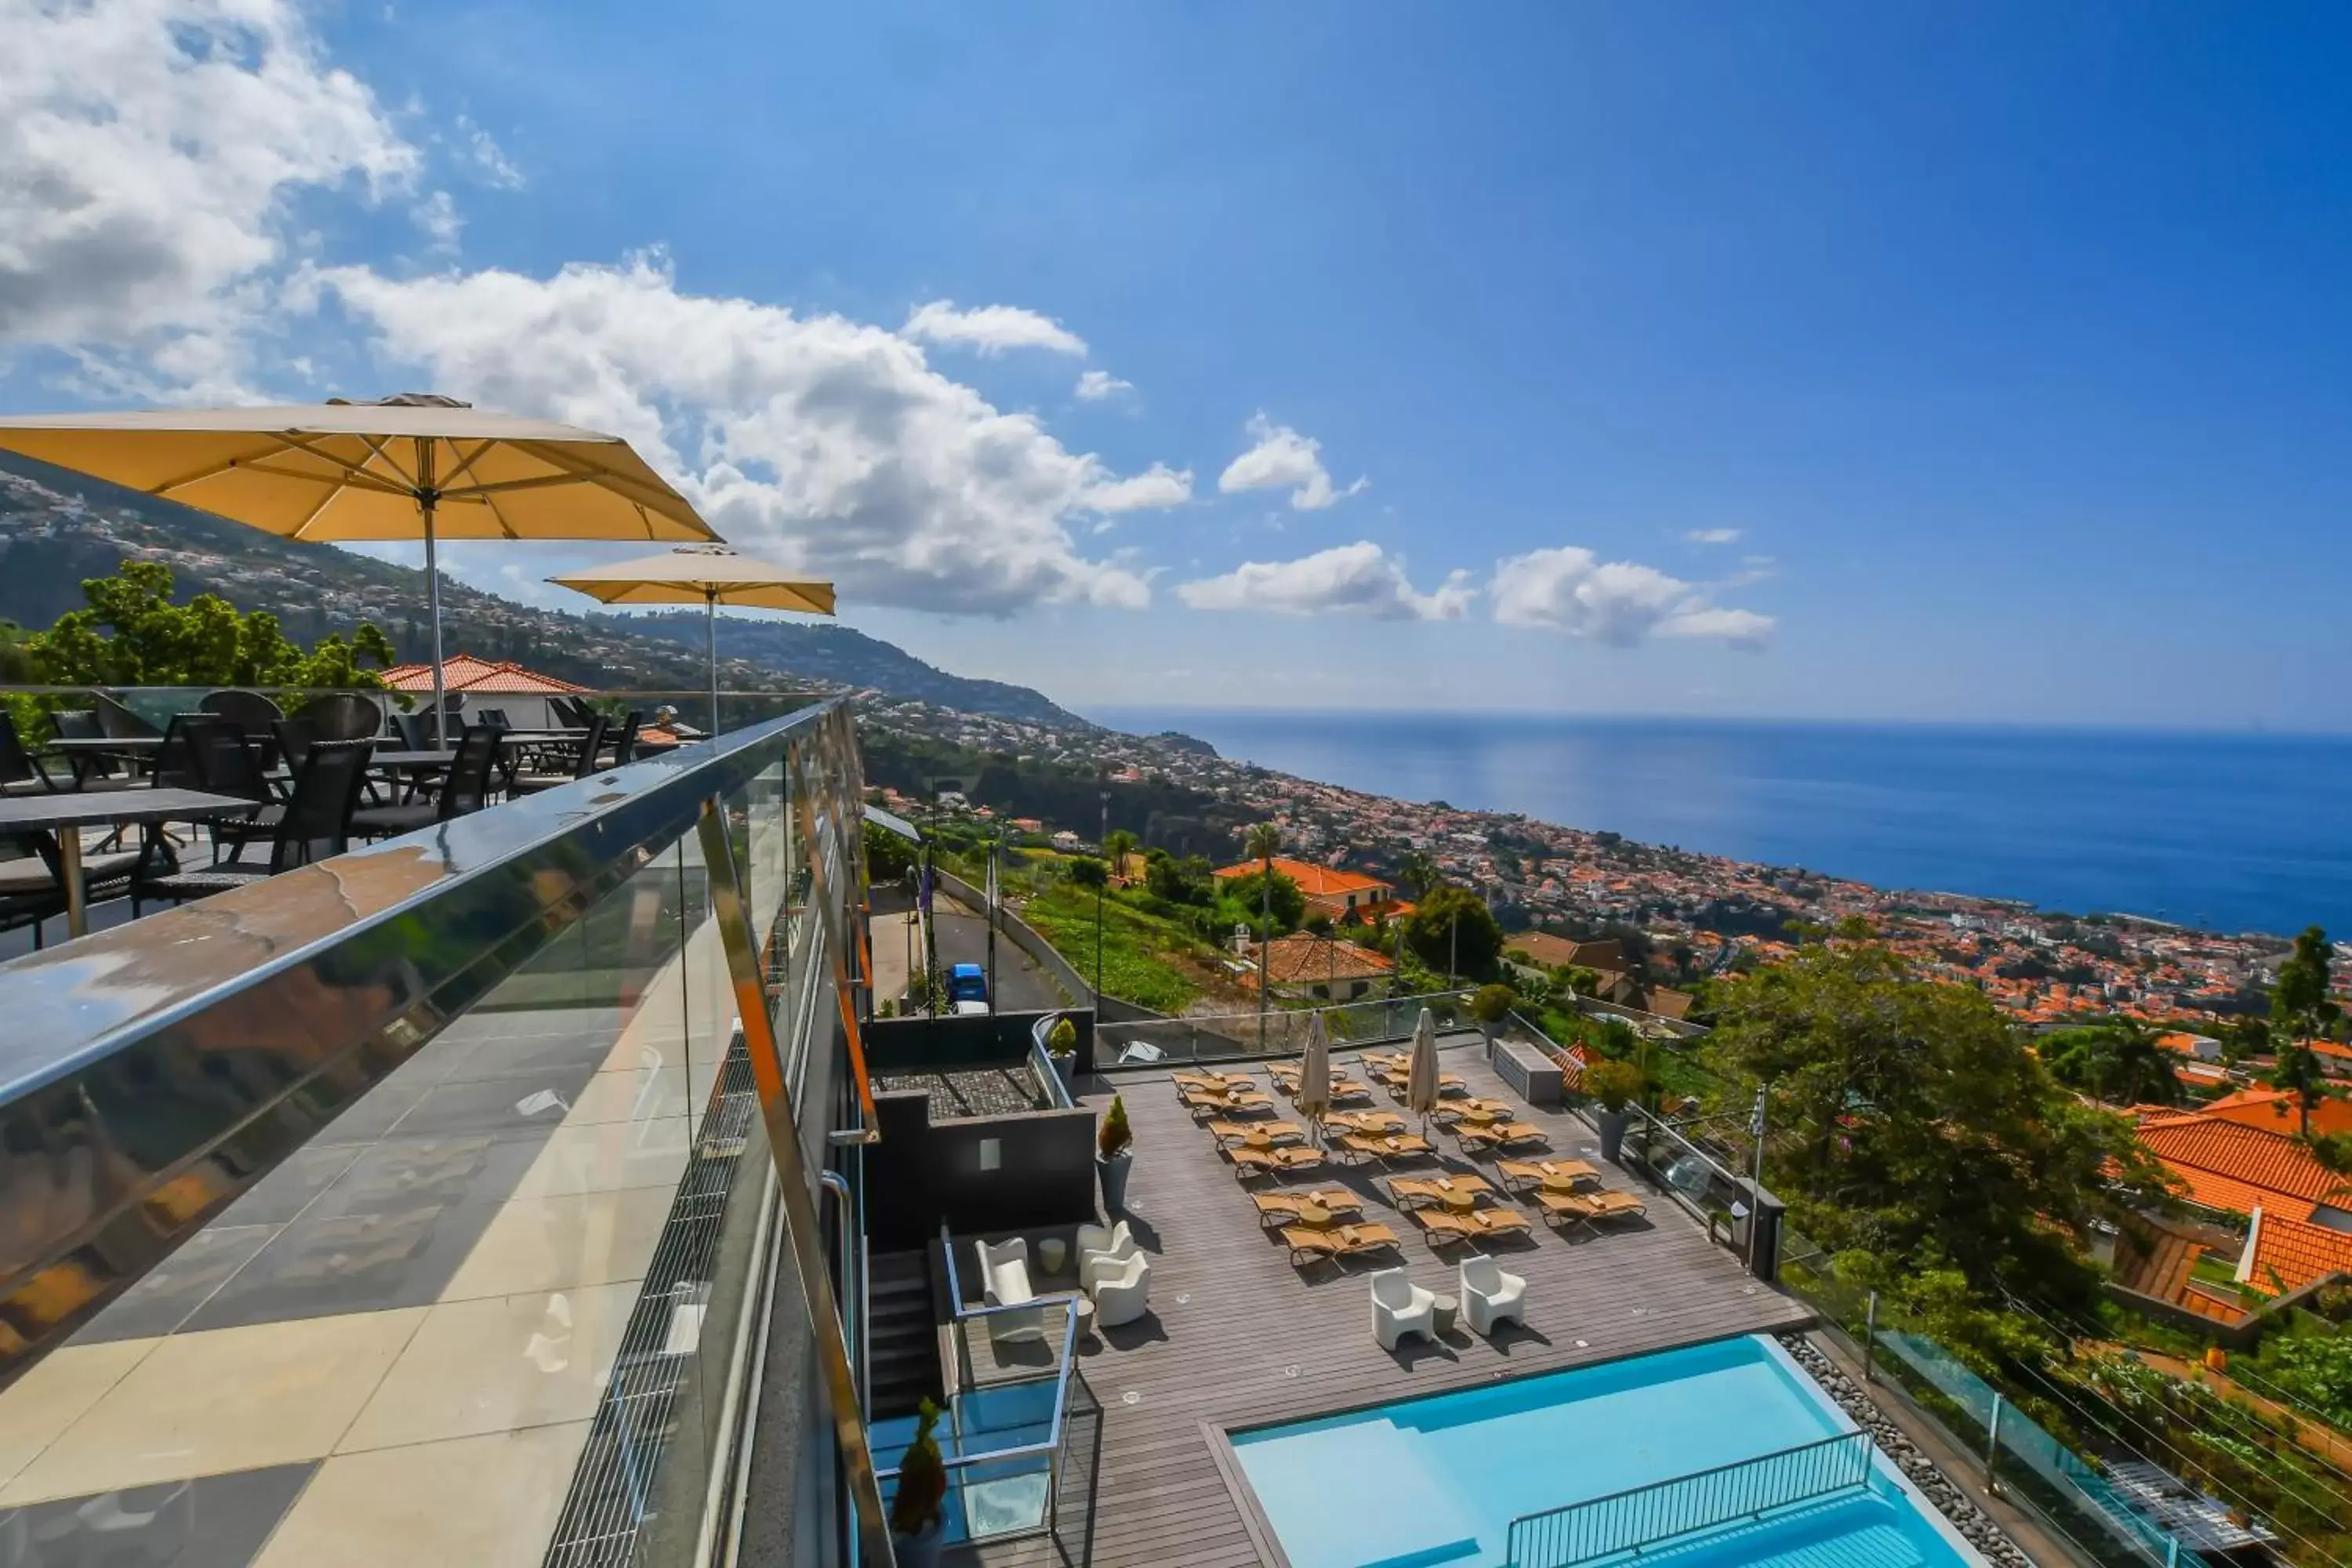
[1214, 857, 1391, 898]
[379, 654, 591, 695]
[2245, 1210, 2352, 1294]
[2199, 1087, 2352, 1139]
[2136, 1116, 2352, 1215]
[1254, 934, 1394, 984]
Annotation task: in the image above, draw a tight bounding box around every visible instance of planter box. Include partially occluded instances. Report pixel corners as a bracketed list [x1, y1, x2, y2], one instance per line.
[1490, 1036, 1563, 1107]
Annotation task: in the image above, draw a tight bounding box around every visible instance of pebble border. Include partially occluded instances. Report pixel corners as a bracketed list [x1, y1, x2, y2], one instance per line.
[1777, 1333, 2038, 1567]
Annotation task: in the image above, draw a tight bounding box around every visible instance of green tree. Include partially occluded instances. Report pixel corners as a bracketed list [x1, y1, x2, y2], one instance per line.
[1066, 856, 1108, 889]
[1704, 940, 2162, 1316]
[1103, 827, 1138, 881]
[1403, 885, 1504, 982]
[2040, 1020, 2181, 1108]
[1144, 849, 1213, 905]
[862, 820, 918, 882]
[2271, 925, 2339, 1137]
[27, 559, 394, 688]
[1395, 849, 1439, 898]
[1222, 869, 1305, 932]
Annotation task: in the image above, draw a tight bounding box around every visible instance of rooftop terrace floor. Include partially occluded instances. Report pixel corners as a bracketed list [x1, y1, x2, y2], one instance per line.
[964, 1037, 1813, 1568]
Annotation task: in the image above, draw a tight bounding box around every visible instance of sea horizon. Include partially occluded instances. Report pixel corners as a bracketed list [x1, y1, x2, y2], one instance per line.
[1088, 706, 2352, 940]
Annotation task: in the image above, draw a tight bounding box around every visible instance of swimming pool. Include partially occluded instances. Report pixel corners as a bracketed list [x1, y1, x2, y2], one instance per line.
[1228, 1335, 1986, 1568]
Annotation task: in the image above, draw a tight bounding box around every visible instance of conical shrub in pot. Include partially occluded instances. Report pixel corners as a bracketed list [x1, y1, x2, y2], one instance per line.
[1097, 1093, 1134, 1212]
[890, 1398, 949, 1567]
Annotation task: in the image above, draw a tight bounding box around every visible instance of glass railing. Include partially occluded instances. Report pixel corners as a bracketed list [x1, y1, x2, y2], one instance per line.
[0, 699, 878, 1568]
[3, 682, 825, 743]
[1093, 988, 1475, 1065]
[891, 1225, 1095, 1548]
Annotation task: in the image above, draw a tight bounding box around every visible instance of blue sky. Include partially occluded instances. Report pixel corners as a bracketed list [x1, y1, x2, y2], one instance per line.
[8, 2, 2352, 728]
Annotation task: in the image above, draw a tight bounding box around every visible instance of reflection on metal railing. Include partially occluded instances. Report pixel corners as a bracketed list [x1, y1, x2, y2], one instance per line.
[1506, 1430, 1875, 1568]
[1094, 989, 1474, 1066]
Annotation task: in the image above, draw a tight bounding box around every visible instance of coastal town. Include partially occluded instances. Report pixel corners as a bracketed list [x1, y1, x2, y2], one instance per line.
[858, 692, 2319, 1044]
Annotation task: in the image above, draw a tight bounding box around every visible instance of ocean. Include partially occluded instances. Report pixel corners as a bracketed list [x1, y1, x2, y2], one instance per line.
[1087, 710, 2352, 939]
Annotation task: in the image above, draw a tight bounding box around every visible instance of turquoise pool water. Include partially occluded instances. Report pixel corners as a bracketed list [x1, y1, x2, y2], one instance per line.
[1229, 1336, 1983, 1568]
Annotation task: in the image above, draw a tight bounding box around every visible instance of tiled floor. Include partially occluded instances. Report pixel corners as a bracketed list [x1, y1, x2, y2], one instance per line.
[0, 908, 742, 1565]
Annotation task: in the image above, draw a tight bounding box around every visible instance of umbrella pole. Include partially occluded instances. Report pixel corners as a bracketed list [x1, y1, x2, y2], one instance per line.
[417, 441, 448, 749]
[706, 589, 719, 735]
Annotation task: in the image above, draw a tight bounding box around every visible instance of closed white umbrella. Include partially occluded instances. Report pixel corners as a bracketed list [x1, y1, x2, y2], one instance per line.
[1406, 1007, 1442, 1127]
[1296, 1013, 1333, 1139]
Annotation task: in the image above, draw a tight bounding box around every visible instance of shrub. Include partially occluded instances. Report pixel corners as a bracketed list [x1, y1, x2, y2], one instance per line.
[1098, 1094, 1133, 1160]
[1047, 1015, 1077, 1055]
[889, 1399, 947, 1538]
[1584, 1058, 1647, 1113]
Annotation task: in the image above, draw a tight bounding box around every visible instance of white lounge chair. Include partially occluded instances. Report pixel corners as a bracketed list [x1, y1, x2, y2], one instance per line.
[1370, 1267, 1437, 1350]
[975, 1236, 1045, 1342]
[1089, 1252, 1152, 1328]
[1459, 1254, 1526, 1336]
[1076, 1221, 1137, 1290]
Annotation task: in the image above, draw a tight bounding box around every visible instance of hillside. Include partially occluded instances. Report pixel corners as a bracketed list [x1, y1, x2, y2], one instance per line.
[610, 612, 1083, 728]
[0, 455, 1080, 726]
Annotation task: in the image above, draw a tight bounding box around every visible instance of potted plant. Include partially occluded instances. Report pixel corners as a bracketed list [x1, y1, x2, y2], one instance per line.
[889, 1398, 949, 1567]
[1584, 1058, 1646, 1165]
[1046, 1014, 1078, 1096]
[1097, 1093, 1134, 1212]
[1468, 982, 1518, 1045]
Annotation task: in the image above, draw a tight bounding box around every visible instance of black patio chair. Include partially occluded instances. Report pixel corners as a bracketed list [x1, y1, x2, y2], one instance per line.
[391, 710, 435, 751]
[130, 739, 373, 913]
[0, 837, 69, 950]
[608, 711, 644, 766]
[474, 707, 511, 731]
[186, 720, 287, 864]
[349, 724, 500, 840]
[1, 713, 59, 798]
[271, 717, 317, 775]
[289, 692, 383, 743]
[198, 689, 284, 731]
[151, 713, 222, 791]
[47, 708, 131, 789]
[507, 716, 607, 797]
[50, 710, 101, 742]
[92, 691, 162, 740]
[548, 695, 593, 729]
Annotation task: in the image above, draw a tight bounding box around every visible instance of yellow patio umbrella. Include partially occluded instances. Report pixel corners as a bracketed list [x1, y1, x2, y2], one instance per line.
[547, 545, 834, 732]
[0, 394, 717, 742]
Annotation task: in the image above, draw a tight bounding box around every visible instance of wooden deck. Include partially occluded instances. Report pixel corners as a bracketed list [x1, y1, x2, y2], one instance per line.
[959, 1036, 1813, 1568]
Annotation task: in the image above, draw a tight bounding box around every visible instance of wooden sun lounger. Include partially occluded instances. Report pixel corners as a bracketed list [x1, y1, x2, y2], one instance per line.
[1334, 1131, 1437, 1165]
[1250, 1187, 1363, 1228]
[1325, 1110, 1408, 1135]
[1410, 1207, 1534, 1248]
[1385, 1073, 1468, 1102]
[1454, 1120, 1550, 1153]
[1387, 1174, 1498, 1211]
[1184, 1090, 1276, 1119]
[1535, 1189, 1650, 1231]
[1227, 1145, 1330, 1181]
[1206, 1119, 1306, 1146]
[1279, 1221, 1403, 1269]
[1497, 1158, 1600, 1195]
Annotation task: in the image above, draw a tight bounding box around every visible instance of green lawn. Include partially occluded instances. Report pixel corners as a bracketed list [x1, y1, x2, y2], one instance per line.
[1019, 883, 1210, 1014]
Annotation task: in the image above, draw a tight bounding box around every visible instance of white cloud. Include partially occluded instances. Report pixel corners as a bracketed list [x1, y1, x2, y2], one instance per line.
[1217, 413, 1367, 510]
[902, 299, 1087, 357]
[1075, 368, 1132, 401]
[412, 190, 462, 253]
[0, 0, 418, 390]
[317, 254, 1159, 616]
[1490, 546, 1774, 648]
[1178, 541, 1472, 621]
[1082, 463, 1192, 514]
[456, 114, 524, 189]
[1686, 527, 1743, 545]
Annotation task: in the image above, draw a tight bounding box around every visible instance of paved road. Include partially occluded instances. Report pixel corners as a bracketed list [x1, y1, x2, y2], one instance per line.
[869, 895, 1066, 1014]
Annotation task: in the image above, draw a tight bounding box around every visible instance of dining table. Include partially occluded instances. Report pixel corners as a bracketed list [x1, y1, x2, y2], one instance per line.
[0, 788, 261, 938]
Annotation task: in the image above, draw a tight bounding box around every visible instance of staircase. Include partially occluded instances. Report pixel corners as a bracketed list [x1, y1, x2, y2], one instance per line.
[866, 1250, 945, 1420]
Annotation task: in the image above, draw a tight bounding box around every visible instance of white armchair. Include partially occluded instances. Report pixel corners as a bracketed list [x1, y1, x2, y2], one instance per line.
[1370, 1267, 1437, 1350]
[1088, 1252, 1152, 1327]
[975, 1237, 1045, 1342]
[1076, 1221, 1137, 1290]
[1459, 1255, 1526, 1336]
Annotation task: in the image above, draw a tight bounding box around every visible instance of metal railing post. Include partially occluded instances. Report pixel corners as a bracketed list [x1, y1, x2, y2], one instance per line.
[1862, 1290, 1878, 1385]
[1985, 1392, 2004, 1494]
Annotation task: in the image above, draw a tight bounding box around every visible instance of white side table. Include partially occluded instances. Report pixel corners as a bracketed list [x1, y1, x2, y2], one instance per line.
[1038, 1236, 1069, 1275]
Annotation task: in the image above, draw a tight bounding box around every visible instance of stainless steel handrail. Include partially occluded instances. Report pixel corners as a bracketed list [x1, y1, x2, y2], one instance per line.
[877, 1296, 1083, 1478]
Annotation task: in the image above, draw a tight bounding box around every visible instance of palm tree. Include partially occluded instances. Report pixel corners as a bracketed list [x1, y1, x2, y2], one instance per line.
[1104, 828, 1138, 887]
[1396, 850, 1439, 900]
[1247, 821, 1282, 1047]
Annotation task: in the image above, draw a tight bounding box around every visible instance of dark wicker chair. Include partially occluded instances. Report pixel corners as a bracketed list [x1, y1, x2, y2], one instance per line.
[508, 717, 608, 796]
[92, 692, 162, 740]
[350, 725, 500, 839]
[393, 710, 434, 751]
[608, 711, 644, 766]
[131, 739, 373, 912]
[198, 689, 284, 730]
[289, 692, 383, 743]
[1, 713, 59, 798]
